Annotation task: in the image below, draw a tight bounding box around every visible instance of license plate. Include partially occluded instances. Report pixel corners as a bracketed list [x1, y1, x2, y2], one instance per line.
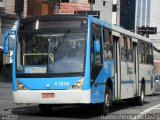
[42, 93, 55, 98]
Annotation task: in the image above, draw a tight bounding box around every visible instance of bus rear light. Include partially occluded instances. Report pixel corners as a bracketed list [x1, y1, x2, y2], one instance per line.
[16, 80, 29, 90]
[68, 77, 84, 90]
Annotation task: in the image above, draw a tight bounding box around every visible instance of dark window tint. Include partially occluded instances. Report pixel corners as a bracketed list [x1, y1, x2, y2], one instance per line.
[120, 35, 133, 62]
[103, 29, 113, 60]
[138, 41, 153, 65]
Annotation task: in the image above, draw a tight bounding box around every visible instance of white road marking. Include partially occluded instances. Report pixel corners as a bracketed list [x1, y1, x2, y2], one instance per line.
[152, 108, 160, 110]
[152, 97, 159, 100]
[132, 104, 160, 120]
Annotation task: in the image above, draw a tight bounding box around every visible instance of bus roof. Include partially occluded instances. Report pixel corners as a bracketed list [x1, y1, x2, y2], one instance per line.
[20, 14, 88, 22]
[112, 25, 151, 43]
[20, 15, 151, 43]
[88, 15, 151, 43]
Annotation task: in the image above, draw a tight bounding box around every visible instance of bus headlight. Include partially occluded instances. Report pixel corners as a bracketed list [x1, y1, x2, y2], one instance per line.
[17, 80, 29, 90]
[68, 77, 84, 90]
[76, 82, 82, 87]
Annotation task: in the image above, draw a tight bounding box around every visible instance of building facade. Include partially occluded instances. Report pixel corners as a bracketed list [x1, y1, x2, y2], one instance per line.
[27, 0, 91, 17]
[120, 0, 136, 30]
[135, 0, 151, 29]
[27, 0, 112, 23]
[149, 0, 160, 71]
[92, 0, 112, 23]
[119, 0, 151, 31]
[112, 0, 119, 25]
[0, 0, 18, 66]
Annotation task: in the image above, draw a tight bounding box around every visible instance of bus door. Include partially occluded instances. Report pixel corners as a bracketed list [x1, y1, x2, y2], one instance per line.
[90, 24, 105, 103]
[120, 36, 134, 99]
[113, 36, 121, 99]
[133, 42, 139, 96]
[91, 34, 104, 103]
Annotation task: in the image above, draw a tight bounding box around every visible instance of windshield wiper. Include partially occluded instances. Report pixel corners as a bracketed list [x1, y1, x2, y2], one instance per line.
[52, 29, 71, 53]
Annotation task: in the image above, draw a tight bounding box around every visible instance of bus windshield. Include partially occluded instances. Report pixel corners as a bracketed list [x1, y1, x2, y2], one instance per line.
[17, 31, 86, 74]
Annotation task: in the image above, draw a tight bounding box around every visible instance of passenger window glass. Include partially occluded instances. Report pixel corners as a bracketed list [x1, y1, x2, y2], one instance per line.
[121, 48, 127, 62]
[127, 38, 132, 49]
[120, 36, 125, 48]
[91, 24, 103, 64]
[103, 29, 113, 60]
[138, 41, 145, 64]
[121, 35, 133, 62]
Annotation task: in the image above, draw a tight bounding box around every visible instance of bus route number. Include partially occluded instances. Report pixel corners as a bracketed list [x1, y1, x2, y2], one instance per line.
[54, 82, 69, 87]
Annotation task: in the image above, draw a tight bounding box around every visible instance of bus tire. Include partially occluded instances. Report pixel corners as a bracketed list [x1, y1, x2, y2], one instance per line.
[99, 87, 112, 115]
[136, 83, 145, 106]
[39, 104, 52, 113]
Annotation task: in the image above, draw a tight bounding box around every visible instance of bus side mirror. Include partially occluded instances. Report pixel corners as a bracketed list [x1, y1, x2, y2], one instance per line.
[94, 40, 100, 53]
[3, 32, 9, 54]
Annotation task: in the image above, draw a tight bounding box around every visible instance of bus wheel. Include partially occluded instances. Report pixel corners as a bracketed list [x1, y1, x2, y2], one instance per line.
[100, 87, 112, 115]
[136, 84, 145, 106]
[39, 104, 52, 113]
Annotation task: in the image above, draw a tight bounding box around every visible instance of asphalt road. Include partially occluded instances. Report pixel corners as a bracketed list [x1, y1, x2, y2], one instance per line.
[1, 75, 160, 120]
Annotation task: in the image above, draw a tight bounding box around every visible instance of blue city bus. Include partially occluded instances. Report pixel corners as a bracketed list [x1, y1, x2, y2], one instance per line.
[3, 15, 154, 115]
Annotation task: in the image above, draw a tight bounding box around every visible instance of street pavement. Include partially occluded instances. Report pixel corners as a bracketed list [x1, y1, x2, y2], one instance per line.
[1, 73, 160, 120]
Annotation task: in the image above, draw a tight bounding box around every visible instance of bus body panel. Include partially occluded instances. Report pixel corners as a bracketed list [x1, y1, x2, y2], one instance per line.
[89, 16, 114, 104]
[139, 64, 154, 95]
[13, 89, 91, 104]
[121, 62, 135, 99]
[91, 61, 114, 103]
[89, 16, 112, 29]
[16, 77, 82, 90]
[91, 68, 105, 103]
[83, 17, 91, 90]
[12, 21, 20, 91]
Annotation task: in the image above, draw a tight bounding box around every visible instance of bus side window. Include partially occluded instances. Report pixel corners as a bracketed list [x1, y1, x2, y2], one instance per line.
[120, 35, 127, 62]
[138, 41, 145, 64]
[145, 43, 154, 65]
[127, 37, 133, 62]
[91, 23, 103, 64]
[120, 35, 133, 62]
[91, 35, 102, 64]
[103, 29, 113, 60]
[150, 45, 154, 64]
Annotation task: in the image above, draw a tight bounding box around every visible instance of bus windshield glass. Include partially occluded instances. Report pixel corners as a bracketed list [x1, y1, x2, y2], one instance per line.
[17, 31, 86, 74]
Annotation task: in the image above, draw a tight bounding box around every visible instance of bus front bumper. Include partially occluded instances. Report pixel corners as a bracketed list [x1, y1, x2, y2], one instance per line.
[13, 90, 91, 104]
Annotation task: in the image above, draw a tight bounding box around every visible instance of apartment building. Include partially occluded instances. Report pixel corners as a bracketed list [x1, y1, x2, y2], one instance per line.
[27, 0, 112, 23]
[0, 0, 18, 66]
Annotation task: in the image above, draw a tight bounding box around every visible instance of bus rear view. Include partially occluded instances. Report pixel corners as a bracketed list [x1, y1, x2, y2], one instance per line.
[13, 15, 91, 111]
